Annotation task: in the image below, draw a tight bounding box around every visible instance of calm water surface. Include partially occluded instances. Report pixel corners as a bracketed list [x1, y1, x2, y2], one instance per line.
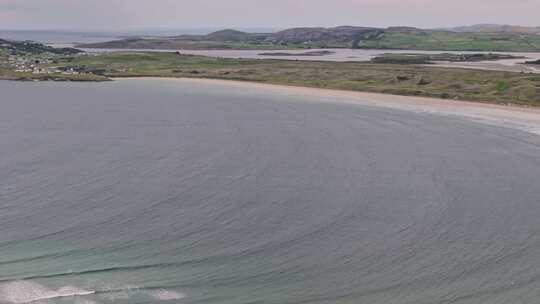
[1, 79, 540, 304]
[80, 48, 540, 73]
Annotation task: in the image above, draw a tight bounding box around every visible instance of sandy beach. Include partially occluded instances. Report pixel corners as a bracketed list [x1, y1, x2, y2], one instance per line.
[131, 77, 540, 136]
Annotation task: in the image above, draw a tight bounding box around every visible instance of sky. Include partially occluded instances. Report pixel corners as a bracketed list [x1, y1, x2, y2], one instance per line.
[0, 0, 538, 31]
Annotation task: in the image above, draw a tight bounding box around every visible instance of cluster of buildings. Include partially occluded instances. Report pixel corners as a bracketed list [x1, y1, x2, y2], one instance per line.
[1, 53, 82, 75]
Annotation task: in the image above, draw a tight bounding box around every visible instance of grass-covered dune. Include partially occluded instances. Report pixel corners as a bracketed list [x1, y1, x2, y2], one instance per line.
[52, 52, 540, 106]
[0, 70, 109, 82]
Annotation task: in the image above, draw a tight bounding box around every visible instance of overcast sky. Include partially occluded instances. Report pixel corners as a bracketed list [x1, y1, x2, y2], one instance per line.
[0, 0, 538, 31]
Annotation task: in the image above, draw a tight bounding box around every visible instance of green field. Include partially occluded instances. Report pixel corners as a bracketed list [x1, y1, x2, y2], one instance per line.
[357, 30, 540, 52]
[41, 52, 540, 106]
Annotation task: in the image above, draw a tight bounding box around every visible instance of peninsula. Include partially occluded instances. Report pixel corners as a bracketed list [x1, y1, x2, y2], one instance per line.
[1, 37, 539, 107]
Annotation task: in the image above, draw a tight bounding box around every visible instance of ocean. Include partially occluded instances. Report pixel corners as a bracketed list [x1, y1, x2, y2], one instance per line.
[0, 28, 279, 45]
[1, 79, 540, 304]
[0, 30, 121, 45]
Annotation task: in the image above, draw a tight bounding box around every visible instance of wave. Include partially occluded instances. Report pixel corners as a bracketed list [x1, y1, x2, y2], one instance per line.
[0, 281, 185, 303]
[0, 263, 179, 283]
[0, 281, 95, 303]
[150, 289, 185, 301]
[95, 286, 185, 301]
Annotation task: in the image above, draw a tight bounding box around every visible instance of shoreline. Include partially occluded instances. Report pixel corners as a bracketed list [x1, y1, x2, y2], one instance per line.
[120, 77, 540, 136]
[2, 74, 539, 135]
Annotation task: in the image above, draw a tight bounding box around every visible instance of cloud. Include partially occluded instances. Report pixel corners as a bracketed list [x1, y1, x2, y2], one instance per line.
[0, 0, 538, 30]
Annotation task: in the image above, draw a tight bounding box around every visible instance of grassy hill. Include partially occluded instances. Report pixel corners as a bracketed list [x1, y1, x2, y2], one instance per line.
[361, 27, 540, 51]
[79, 26, 540, 52]
[449, 24, 540, 35]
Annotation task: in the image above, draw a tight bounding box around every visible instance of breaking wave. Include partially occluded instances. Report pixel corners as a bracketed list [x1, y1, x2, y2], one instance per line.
[150, 289, 185, 301]
[0, 281, 185, 303]
[0, 281, 95, 303]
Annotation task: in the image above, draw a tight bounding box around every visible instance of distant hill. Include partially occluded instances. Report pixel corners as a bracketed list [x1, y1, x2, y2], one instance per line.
[78, 26, 540, 52]
[0, 39, 82, 55]
[266, 26, 383, 45]
[449, 24, 540, 35]
[204, 29, 268, 42]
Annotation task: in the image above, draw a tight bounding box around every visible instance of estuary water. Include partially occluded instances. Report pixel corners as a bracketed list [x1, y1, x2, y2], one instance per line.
[80, 48, 540, 74]
[1, 79, 540, 304]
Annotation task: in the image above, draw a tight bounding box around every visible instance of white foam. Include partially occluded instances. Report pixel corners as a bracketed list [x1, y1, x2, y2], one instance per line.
[150, 289, 185, 301]
[0, 281, 95, 304]
[74, 299, 99, 304]
[96, 284, 143, 301]
[529, 128, 540, 136]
